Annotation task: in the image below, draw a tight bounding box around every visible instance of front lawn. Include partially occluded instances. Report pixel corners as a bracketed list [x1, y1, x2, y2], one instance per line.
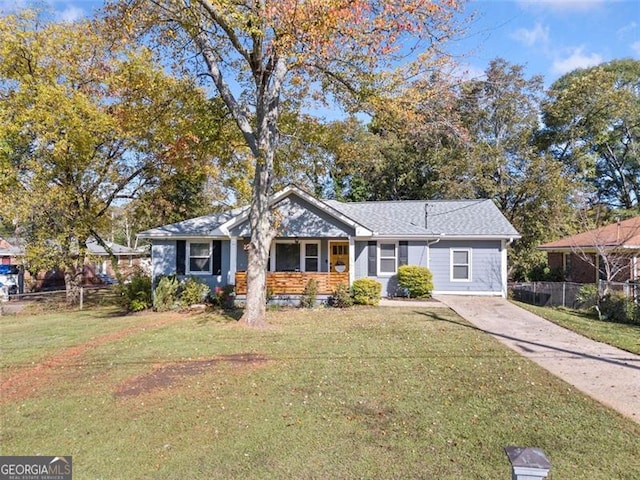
[513, 301, 640, 355]
[1, 307, 639, 479]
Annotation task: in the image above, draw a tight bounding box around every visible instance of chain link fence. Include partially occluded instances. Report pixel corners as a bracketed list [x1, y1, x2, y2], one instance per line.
[510, 280, 639, 308]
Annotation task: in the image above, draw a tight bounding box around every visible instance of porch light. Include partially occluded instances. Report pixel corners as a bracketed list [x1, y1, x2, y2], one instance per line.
[504, 447, 551, 480]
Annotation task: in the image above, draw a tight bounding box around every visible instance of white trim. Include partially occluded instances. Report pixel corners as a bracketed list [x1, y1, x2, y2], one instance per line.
[270, 239, 322, 273]
[433, 290, 502, 296]
[186, 240, 213, 275]
[378, 241, 398, 277]
[218, 185, 374, 237]
[229, 237, 238, 284]
[501, 240, 508, 298]
[348, 237, 355, 285]
[300, 240, 321, 272]
[450, 248, 472, 282]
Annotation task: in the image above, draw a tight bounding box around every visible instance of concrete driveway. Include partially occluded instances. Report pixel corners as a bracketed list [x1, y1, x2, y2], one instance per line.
[433, 296, 640, 423]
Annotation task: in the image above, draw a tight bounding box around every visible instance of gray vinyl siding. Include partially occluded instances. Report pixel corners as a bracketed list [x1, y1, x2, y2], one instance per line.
[151, 240, 177, 280]
[429, 240, 503, 294]
[353, 240, 429, 297]
[231, 196, 355, 238]
[151, 239, 231, 290]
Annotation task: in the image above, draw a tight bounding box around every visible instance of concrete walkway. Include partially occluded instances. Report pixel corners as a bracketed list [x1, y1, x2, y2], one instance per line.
[428, 296, 640, 423]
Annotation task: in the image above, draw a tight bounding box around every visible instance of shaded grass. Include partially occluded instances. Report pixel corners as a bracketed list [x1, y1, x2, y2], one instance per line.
[1, 307, 639, 479]
[513, 301, 640, 355]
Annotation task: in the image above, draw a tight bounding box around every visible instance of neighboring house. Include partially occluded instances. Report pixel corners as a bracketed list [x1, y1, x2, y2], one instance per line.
[139, 186, 520, 299]
[538, 216, 640, 284]
[0, 236, 149, 290]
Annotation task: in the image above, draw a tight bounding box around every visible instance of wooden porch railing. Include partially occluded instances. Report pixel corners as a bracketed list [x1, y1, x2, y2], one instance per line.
[234, 271, 349, 295]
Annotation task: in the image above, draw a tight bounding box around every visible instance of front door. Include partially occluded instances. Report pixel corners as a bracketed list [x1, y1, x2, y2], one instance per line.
[330, 241, 349, 273]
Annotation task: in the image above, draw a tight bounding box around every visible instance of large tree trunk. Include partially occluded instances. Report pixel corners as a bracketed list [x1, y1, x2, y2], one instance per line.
[64, 263, 83, 306]
[240, 163, 276, 326]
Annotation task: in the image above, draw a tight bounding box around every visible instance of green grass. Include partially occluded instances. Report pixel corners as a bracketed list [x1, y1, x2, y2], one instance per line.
[513, 301, 640, 356]
[1, 307, 639, 479]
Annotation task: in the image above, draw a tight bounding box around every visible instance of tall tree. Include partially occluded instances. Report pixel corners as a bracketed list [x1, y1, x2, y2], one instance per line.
[112, 0, 465, 325]
[540, 59, 640, 210]
[456, 59, 578, 278]
[0, 11, 223, 303]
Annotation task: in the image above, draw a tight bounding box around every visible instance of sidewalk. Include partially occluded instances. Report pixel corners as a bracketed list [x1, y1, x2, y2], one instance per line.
[433, 295, 640, 423]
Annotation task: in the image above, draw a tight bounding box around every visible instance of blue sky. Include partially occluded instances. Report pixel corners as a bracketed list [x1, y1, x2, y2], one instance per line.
[2, 0, 638, 88]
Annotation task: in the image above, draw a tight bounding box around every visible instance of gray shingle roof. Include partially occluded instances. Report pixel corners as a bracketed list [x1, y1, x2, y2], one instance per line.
[326, 199, 520, 237]
[138, 207, 247, 238]
[137, 190, 519, 239]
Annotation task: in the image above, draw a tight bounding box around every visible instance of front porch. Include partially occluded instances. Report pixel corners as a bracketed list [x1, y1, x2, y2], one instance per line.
[234, 271, 349, 295]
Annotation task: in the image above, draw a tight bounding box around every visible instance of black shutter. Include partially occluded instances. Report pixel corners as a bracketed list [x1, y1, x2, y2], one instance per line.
[212, 240, 222, 275]
[176, 240, 186, 275]
[399, 241, 408, 267]
[367, 241, 377, 276]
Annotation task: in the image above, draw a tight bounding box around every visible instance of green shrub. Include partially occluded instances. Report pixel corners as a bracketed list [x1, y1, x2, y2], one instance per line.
[328, 283, 353, 308]
[153, 275, 180, 312]
[351, 278, 382, 305]
[598, 292, 638, 324]
[180, 277, 211, 307]
[397, 265, 433, 298]
[118, 270, 152, 312]
[299, 279, 318, 309]
[576, 284, 599, 310]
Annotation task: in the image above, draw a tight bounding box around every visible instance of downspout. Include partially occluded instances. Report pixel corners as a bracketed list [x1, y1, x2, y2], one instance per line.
[426, 236, 443, 269]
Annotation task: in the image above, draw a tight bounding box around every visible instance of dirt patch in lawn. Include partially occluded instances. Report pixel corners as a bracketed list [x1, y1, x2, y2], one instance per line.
[0, 314, 187, 405]
[113, 353, 268, 398]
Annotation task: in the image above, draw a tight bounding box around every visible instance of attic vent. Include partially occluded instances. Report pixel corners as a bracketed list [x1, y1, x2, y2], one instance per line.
[424, 202, 429, 229]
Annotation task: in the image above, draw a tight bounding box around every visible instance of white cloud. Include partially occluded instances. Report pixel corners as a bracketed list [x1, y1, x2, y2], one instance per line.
[632, 41, 640, 56]
[552, 47, 603, 75]
[450, 63, 486, 82]
[511, 22, 550, 47]
[55, 5, 85, 23]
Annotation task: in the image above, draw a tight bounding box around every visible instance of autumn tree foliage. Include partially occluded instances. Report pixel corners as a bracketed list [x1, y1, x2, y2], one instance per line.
[111, 0, 464, 325]
[0, 11, 226, 304]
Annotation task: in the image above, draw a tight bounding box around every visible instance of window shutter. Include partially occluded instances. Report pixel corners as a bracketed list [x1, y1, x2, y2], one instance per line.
[176, 240, 186, 275]
[212, 240, 222, 275]
[399, 241, 408, 267]
[367, 241, 377, 276]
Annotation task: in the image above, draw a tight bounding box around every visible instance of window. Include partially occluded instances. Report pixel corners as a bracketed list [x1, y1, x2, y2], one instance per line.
[271, 241, 321, 272]
[451, 249, 471, 281]
[303, 242, 320, 272]
[275, 243, 300, 272]
[379, 242, 397, 275]
[188, 242, 212, 274]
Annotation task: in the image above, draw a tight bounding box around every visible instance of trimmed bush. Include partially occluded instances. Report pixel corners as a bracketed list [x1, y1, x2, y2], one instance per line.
[118, 270, 152, 312]
[351, 278, 382, 305]
[154, 275, 180, 312]
[397, 265, 433, 298]
[299, 279, 318, 308]
[180, 277, 211, 307]
[328, 283, 353, 308]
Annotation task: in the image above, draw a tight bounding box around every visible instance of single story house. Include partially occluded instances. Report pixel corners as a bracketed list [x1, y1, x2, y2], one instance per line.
[139, 186, 520, 300]
[0, 236, 149, 290]
[539, 216, 640, 284]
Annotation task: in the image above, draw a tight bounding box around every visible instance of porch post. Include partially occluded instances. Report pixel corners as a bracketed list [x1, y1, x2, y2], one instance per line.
[229, 237, 237, 285]
[348, 236, 355, 286]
